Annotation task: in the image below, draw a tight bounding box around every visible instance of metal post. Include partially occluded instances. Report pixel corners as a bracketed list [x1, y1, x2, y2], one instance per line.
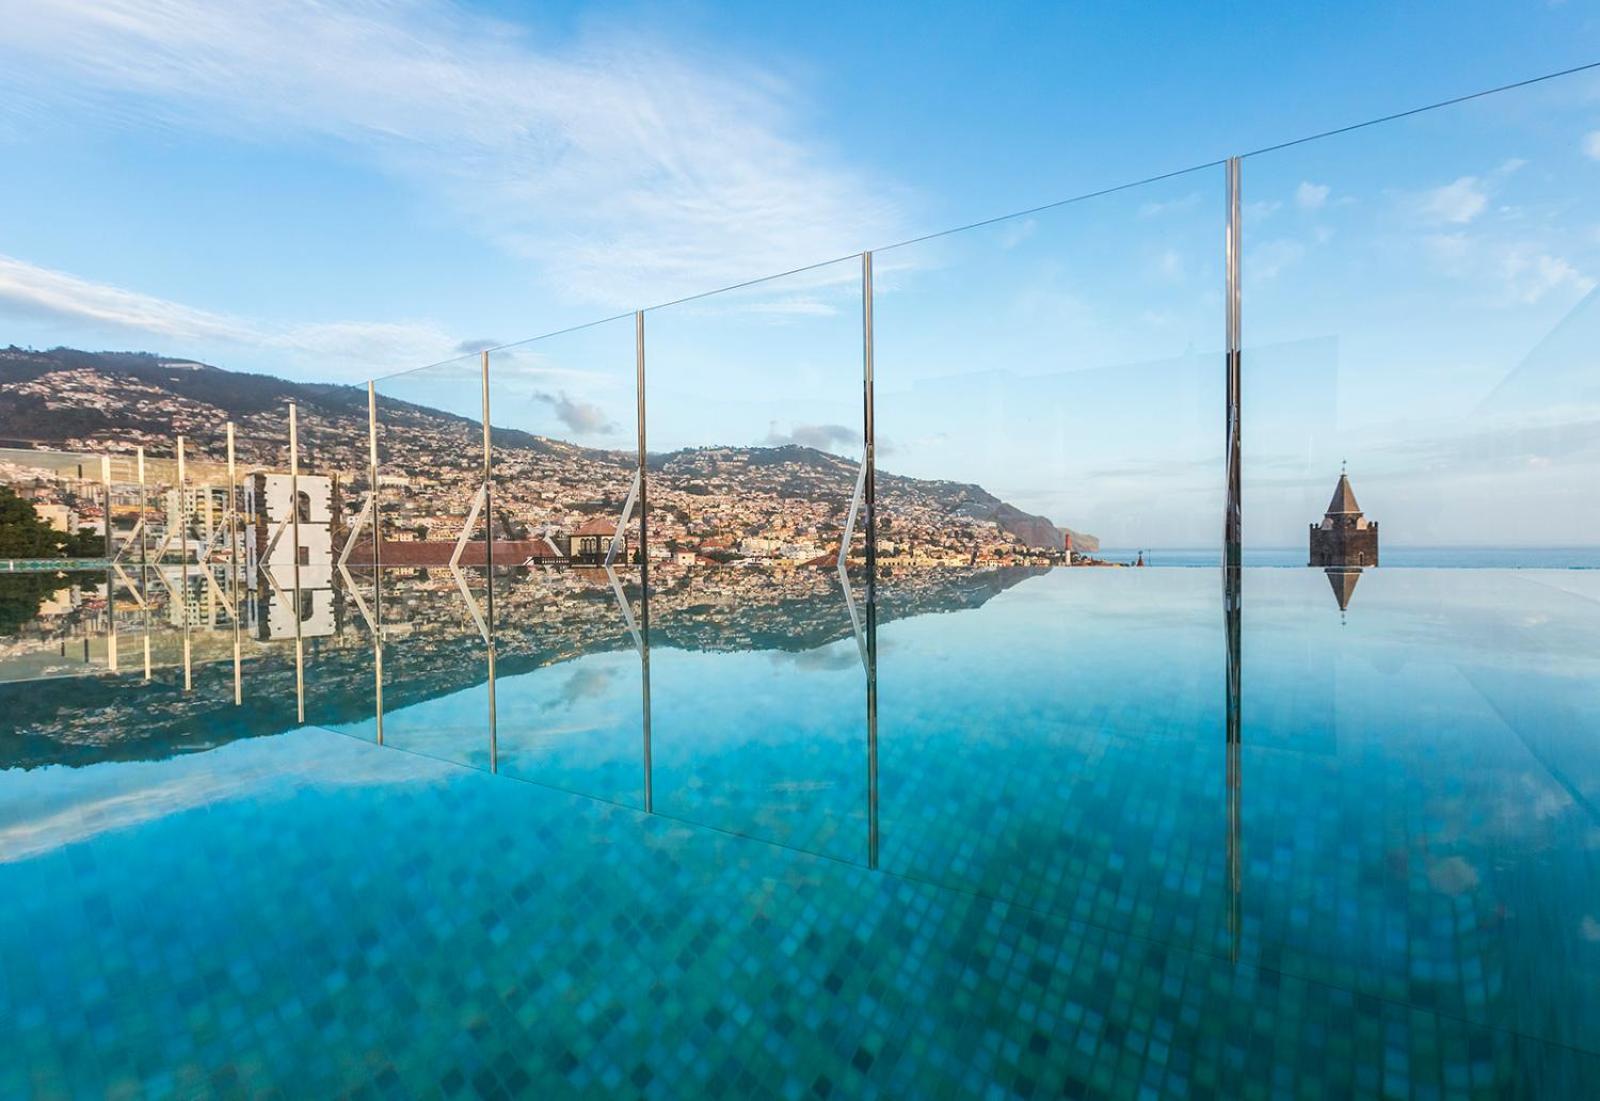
[481, 351, 497, 770]
[861, 252, 879, 868]
[1225, 157, 1242, 569]
[177, 436, 191, 693]
[636, 309, 653, 813]
[138, 447, 150, 681]
[862, 252, 877, 606]
[1224, 156, 1244, 962]
[288, 402, 305, 724]
[866, 600, 879, 870]
[368, 382, 384, 744]
[102, 456, 117, 673]
[228, 423, 241, 705]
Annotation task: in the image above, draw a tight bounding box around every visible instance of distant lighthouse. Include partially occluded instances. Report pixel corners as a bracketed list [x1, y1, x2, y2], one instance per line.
[1309, 470, 1378, 567]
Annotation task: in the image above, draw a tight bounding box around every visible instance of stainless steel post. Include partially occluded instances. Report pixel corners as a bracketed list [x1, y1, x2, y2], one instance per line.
[481, 351, 497, 771]
[1224, 156, 1244, 961]
[177, 435, 191, 693]
[368, 382, 385, 744]
[637, 309, 653, 813]
[1225, 157, 1242, 569]
[229, 423, 241, 705]
[288, 402, 304, 724]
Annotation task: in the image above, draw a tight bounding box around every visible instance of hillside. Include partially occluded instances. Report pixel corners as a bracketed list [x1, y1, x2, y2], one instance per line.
[0, 345, 1096, 553]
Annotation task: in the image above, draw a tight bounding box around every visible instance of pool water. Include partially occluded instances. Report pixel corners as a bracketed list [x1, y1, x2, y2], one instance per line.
[2, 568, 1598, 1098]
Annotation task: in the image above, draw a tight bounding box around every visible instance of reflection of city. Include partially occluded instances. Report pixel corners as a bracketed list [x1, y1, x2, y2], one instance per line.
[0, 564, 1041, 768]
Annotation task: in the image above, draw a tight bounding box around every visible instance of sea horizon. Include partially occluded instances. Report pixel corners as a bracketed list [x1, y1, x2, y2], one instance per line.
[1090, 546, 1600, 569]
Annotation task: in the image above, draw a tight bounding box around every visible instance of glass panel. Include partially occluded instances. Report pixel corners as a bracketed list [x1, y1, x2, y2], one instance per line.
[1240, 71, 1600, 1045]
[871, 167, 1228, 933]
[358, 354, 495, 770]
[644, 257, 870, 861]
[487, 321, 648, 807]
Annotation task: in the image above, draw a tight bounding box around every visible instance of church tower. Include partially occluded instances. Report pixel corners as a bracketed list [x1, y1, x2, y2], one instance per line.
[1309, 472, 1378, 567]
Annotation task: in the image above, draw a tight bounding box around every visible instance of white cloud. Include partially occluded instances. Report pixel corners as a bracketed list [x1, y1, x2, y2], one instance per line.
[1250, 238, 1306, 281]
[0, 252, 457, 376]
[1584, 131, 1600, 161]
[1244, 199, 1281, 223]
[1420, 176, 1489, 224]
[0, 1, 903, 308]
[0, 254, 247, 343]
[735, 296, 839, 318]
[534, 390, 617, 435]
[1500, 245, 1595, 304]
[1294, 181, 1329, 210]
[1137, 192, 1202, 219]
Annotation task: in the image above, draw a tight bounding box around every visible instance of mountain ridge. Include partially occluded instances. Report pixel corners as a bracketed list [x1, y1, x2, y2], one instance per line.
[0, 345, 1097, 552]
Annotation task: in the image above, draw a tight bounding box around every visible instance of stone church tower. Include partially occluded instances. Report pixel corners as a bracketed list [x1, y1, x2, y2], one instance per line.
[1309, 473, 1378, 567]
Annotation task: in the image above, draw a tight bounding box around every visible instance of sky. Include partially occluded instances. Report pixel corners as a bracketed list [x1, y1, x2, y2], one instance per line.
[1, 1, 1599, 546]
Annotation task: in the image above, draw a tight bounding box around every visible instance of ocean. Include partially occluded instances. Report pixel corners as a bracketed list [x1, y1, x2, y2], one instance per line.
[1091, 546, 1600, 568]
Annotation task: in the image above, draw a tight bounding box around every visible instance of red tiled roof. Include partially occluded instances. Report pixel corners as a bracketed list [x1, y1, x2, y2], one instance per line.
[349, 540, 566, 567]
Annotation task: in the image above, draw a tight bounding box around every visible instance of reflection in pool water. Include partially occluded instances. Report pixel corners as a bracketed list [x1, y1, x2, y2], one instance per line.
[2, 567, 1598, 1096]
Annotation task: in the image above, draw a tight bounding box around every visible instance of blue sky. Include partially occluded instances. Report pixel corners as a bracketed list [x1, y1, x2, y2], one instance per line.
[1, 1, 1598, 546]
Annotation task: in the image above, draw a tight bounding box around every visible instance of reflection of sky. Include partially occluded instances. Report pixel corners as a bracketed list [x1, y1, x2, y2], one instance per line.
[3, 568, 1599, 1065]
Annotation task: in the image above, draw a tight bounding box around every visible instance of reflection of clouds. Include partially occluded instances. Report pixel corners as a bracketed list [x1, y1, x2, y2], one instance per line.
[1426, 855, 1480, 895]
[769, 643, 860, 673]
[763, 422, 858, 452]
[547, 664, 616, 710]
[0, 731, 452, 864]
[534, 390, 617, 435]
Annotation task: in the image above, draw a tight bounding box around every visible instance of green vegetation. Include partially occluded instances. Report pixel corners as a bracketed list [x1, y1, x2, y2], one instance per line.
[0, 485, 104, 558]
[0, 572, 96, 636]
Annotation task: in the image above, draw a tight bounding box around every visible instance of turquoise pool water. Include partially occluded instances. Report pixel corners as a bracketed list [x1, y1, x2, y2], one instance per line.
[2, 568, 1598, 1097]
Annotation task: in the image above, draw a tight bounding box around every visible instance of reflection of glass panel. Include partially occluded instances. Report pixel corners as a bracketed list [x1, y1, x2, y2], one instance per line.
[486, 324, 648, 805]
[644, 259, 869, 859]
[358, 356, 493, 768]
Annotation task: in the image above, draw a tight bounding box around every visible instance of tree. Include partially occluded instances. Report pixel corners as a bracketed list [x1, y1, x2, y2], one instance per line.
[0, 486, 72, 558]
[66, 527, 105, 557]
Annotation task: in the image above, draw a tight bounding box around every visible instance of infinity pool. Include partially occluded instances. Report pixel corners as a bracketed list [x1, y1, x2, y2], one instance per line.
[3, 568, 1598, 1097]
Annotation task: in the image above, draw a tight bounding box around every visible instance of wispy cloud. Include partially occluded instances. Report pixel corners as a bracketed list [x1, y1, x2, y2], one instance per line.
[1583, 131, 1600, 161]
[1137, 192, 1202, 219]
[1499, 245, 1595, 304]
[1419, 176, 1489, 224]
[1295, 181, 1329, 210]
[0, 1, 904, 308]
[534, 390, 618, 435]
[764, 421, 858, 452]
[0, 252, 457, 375]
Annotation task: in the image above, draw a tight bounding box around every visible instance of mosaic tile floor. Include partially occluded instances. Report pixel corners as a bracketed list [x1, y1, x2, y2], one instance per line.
[3, 569, 1599, 1097]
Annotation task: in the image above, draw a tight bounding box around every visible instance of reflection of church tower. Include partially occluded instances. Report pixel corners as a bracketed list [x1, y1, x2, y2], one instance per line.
[1309, 472, 1378, 567]
[1324, 566, 1361, 620]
